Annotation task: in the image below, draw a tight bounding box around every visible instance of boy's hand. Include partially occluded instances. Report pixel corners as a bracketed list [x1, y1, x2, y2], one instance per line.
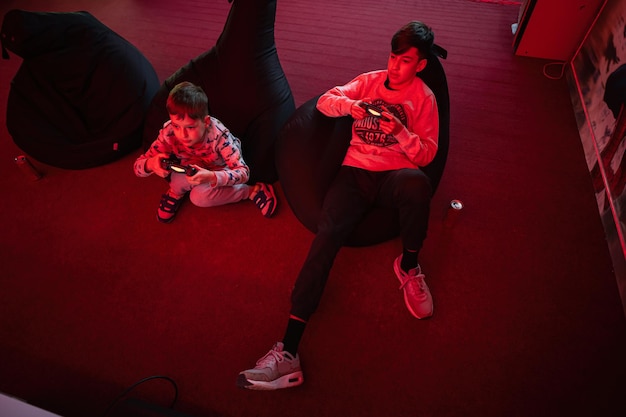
[378, 108, 404, 136]
[350, 100, 368, 120]
[186, 166, 217, 186]
[145, 153, 170, 178]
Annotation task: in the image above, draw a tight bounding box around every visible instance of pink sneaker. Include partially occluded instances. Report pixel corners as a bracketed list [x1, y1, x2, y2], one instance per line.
[393, 255, 433, 319]
[237, 342, 304, 390]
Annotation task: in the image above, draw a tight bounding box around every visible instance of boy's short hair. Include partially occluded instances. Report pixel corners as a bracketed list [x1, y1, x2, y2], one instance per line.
[391, 21, 435, 59]
[166, 81, 209, 120]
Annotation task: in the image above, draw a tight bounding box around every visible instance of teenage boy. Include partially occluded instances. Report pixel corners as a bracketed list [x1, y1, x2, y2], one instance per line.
[238, 21, 439, 390]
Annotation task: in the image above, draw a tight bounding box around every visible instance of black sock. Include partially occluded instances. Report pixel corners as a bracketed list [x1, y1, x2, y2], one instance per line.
[401, 248, 418, 272]
[282, 318, 307, 356]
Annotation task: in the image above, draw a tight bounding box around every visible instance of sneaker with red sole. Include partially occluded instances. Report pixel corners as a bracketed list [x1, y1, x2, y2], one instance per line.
[251, 183, 277, 218]
[157, 191, 185, 223]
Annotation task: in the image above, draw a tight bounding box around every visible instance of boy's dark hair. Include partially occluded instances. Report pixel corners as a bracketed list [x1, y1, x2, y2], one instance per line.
[166, 81, 209, 120]
[391, 21, 434, 59]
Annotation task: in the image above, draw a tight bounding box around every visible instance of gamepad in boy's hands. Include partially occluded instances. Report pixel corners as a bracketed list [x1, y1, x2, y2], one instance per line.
[361, 103, 390, 121]
[170, 163, 198, 176]
[161, 155, 198, 176]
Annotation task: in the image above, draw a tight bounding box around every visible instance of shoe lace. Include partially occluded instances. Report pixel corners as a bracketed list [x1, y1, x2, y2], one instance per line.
[399, 271, 426, 295]
[256, 346, 287, 368]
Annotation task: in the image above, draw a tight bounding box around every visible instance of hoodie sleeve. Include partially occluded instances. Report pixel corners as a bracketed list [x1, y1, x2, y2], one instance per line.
[210, 120, 250, 187]
[133, 121, 175, 177]
[315, 74, 368, 117]
[394, 92, 439, 167]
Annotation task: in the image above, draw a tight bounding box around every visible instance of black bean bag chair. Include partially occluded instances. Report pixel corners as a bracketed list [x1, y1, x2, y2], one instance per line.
[276, 47, 450, 247]
[1, 10, 160, 169]
[142, 0, 295, 184]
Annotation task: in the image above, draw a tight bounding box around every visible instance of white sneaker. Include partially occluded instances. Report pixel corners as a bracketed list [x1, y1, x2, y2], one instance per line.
[237, 342, 304, 390]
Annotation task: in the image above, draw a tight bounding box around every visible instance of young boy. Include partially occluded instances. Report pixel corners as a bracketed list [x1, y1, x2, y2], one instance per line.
[237, 21, 439, 390]
[134, 81, 277, 222]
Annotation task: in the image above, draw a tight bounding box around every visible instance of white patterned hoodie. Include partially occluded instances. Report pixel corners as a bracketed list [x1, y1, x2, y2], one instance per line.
[134, 117, 249, 187]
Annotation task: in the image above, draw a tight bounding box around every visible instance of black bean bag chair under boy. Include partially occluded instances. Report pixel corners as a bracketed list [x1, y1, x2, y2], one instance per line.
[1, 10, 160, 169]
[276, 47, 450, 247]
[142, 0, 295, 184]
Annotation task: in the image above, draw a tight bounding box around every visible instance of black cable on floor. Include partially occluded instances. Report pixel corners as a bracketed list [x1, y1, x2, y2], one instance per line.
[101, 375, 179, 417]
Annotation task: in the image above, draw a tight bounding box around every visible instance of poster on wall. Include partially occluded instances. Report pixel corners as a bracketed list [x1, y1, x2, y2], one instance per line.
[569, 0, 626, 269]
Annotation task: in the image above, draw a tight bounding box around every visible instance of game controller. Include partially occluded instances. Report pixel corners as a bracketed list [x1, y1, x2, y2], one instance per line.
[362, 103, 390, 121]
[161, 155, 198, 176]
